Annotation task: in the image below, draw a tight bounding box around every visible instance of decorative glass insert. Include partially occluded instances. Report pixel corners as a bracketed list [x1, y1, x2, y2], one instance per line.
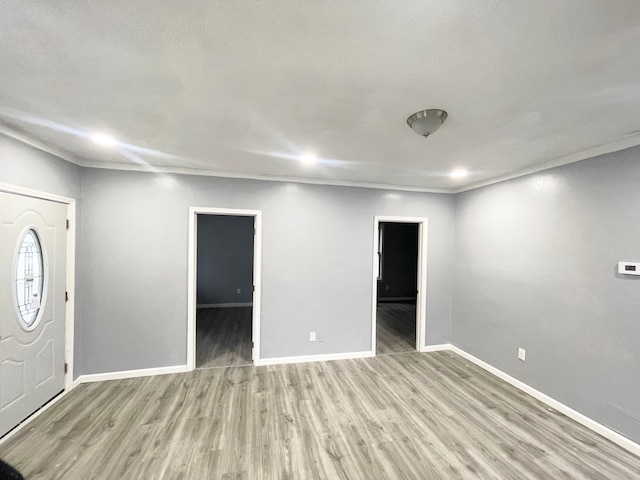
[15, 228, 45, 328]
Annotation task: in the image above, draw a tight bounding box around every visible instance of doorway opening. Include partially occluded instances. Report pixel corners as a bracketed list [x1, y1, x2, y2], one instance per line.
[187, 208, 261, 370]
[372, 217, 427, 355]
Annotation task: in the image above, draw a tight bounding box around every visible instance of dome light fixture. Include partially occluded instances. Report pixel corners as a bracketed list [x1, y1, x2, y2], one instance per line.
[407, 109, 448, 138]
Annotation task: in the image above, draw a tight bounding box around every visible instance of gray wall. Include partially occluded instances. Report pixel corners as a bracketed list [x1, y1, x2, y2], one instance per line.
[0, 134, 80, 199]
[3, 131, 640, 444]
[77, 168, 455, 374]
[197, 214, 254, 305]
[452, 146, 640, 444]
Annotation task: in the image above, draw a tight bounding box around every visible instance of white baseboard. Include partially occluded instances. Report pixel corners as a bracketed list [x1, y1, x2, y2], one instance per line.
[76, 365, 188, 384]
[421, 343, 452, 353]
[197, 302, 253, 309]
[259, 350, 374, 366]
[448, 345, 640, 458]
[6, 346, 638, 459]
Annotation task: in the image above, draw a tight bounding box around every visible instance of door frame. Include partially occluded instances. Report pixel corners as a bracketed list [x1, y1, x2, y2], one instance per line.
[371, 216, 428, 354]
[187, 207, 262, 370]
[0, 181, 76, 391]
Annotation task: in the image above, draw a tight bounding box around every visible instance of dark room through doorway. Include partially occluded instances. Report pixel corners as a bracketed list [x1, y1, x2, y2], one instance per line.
[376, 222, 419, 354]
[195, 214, 255, 368]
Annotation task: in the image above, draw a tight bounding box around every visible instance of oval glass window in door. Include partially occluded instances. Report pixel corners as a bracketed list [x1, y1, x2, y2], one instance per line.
[14, 228, 46, 329]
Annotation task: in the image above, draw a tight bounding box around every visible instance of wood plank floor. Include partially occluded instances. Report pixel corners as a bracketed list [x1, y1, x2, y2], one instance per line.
[2, 352, 639, 479]
[196, 307, 252, 368]
[376, 302, 416, 355]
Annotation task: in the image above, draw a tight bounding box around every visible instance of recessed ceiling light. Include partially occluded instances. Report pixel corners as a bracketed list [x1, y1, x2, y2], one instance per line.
[450, 168, 468, 179]
[90, 132, 117, 148]
[300, 152, 317, 166]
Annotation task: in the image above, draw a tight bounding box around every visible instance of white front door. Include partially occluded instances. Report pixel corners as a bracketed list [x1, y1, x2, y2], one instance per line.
[0, 191, 67, 438]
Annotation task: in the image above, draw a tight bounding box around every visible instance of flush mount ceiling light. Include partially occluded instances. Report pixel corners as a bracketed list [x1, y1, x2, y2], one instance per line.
[90, 132, 117, 147]
[300, 151, 317, 166]
[450, 168, 468, 179]
[407, 109, 448, 138]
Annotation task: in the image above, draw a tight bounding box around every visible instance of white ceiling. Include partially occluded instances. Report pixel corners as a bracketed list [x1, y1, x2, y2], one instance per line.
[2, 1, 640, 192]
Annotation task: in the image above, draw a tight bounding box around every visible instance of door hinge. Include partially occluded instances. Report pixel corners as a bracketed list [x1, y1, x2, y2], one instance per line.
[65, 291, 69, 302]
[66, 219, 70, 230]
[252, 285, 255, 292]
[64, 363, 68, 374]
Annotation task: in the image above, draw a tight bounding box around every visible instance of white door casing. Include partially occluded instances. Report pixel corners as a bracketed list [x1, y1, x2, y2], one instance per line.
[0, 192, 67, 438]
[187, 207, 262, 369]
[371, 216, 428, 354]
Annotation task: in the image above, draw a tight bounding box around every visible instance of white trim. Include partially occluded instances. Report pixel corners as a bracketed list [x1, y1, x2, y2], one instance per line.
[76, 134, 640, 195]
[371, 216, 428, 355]
[64, 200, 76, 390]
[453, 136, 640, 193]
[0, 183, 77, 392]
[187, 207, 262, 370]
[82, 163, 452, 194]
[420, 343, 451, 353]
[0, 181, 75, 205]
[259, 350, 374, 366]
[0, 128, 86, 167]
[197, 302, 253, 309]
[5, 120, 640, 196]
[76, 365, 187, 384]
[448, 345, 640, 458]
[187, 208, 196, 370]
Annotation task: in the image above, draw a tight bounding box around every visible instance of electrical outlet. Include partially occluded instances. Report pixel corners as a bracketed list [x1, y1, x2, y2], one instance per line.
[318, 332, 325, 342]
[518, 347, 526, 362]
[309, 332, 316, 342]
[236, 288, 241, 294]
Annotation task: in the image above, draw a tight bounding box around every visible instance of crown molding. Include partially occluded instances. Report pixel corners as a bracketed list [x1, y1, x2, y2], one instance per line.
[0, 124, 87, 167]
[4, 122, 640, 196]
[81, 161, 454, 194]
[453, 135, 640, 193]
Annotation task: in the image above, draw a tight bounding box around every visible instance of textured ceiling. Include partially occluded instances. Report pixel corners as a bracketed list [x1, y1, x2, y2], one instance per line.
[1, 1, 640, 191]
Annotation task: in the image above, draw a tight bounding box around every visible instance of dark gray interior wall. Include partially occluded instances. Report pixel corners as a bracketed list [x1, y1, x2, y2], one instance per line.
[377, 222, 419, 300]
[0, 134, 83, 379]
[77, 168, 455, 374]
[197, 215, 254, 305]
[452, 146, 640, 444]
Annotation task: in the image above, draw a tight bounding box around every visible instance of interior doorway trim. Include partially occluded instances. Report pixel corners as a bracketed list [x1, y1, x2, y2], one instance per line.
[187, 207, 262, 370]
[0, 181, 76, 391]
[371, 216, 428, 355]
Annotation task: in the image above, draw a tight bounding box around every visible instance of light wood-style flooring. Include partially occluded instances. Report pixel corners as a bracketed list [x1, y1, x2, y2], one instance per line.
[196, 307, 252, 368]
[376, 301, 416, 354]
[2, 351, 639, 479]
